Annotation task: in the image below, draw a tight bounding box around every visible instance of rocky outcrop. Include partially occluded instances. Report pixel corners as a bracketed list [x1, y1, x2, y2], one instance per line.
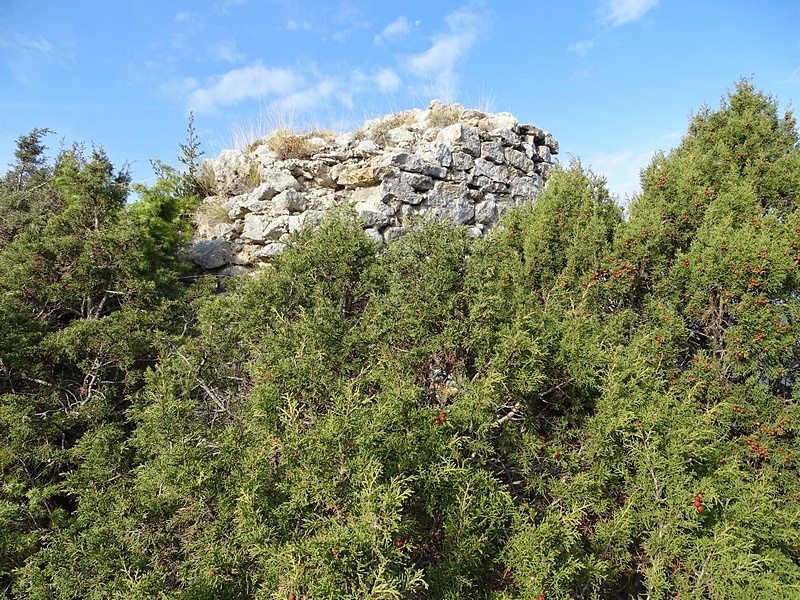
[191, 100, 558, 268]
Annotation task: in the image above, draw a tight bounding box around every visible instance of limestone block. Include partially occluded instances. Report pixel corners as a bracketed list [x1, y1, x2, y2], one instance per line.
[521, 142, 540, 162]
[383, 226, 408, 244]
[355, 139, 381, 155]
[544, 133, 559, 155]
[536, 162, 552, 178]
[467, 174, 492, 190]
[458, 109, 487, 127]
[224, 196, 251, 220]
[510, 176, 543, 203]
[473, 158, 511, 184]
[253, 243, 285, 259]
[241, 215, 268, 242]
[481, 141, 506, 164]
[384, 128, 415, 148]
[352, 186, 393, 227]
[422, 163, 448, 179]
[272, 190, 308, 214]
[355, 205, 390, 228]
[486, 112, 518, 130]
[306, 162, 337, 188]
[382, 151, 425, 173]
[505, 148, 535, 173]
[363, 228, 384, 245]
[537, 145, 552, 163]
[451, 151, 475, 171]
[490, 128, 521, 146]
[481, 180, 510, 194]
[332, 164, 380, 189]
[474, 198, 498, 226]
[426, 181, 469, 208]
[403, 173, 435, 192]
[418, 141, 452, 168]
[264, 216, 290, 240]
[351, 185, 387, 206]
[299, 210, 325, 230]
[466, 225, 484, 238]
[382, 175, 423, 204]
[436, 123, 481, 157]
[445, 197, 474, 226]
[260, 167, 301, 193]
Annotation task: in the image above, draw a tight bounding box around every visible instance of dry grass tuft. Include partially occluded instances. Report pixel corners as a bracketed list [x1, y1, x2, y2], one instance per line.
[428, 104, 461, 128]
[195, 197, 231, 228]
[265, 130, 315, 160]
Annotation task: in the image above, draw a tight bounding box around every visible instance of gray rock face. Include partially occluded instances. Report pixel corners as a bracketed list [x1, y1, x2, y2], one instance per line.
[190, 239, 230, 269]
[189, 100, 559, 267]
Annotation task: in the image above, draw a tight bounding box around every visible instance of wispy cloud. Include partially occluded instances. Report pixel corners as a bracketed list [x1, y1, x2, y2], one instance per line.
[214, 0, 246, 15]
[587, 131, 679, 201]
[329, 2, 371, 42]
[374, 16, 412, 44]
[586, 149, 650, 202]
[186, 61, 304, 113]
[405, 4, 487, 101]
[213, 40, 245, 63]
[0, 32, 68, 83]
[175, 11, 202, 28]
[783, 66, 800, 85]
[0, 32, 57, 55]
[567, 39, 595, 56]
[375, 68, 402, 93]
[599, 0, 659, 27]
[287, 19, 312, 32]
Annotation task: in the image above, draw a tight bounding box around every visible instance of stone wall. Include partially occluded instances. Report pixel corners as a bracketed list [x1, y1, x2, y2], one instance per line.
[189, 100, 558, 269]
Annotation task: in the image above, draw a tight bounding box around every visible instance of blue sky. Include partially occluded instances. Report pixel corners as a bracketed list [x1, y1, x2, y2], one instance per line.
[1, 0, 798, 201]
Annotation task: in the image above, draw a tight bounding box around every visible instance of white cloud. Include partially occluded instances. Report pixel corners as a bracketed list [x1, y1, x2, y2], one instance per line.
[599, 0, 659, 27]
[567, 39, 595, 56]
[213, 41, 245, 63]
[271, 79, 337, 114]
[174, 11, 202, 28]
[374, 16, 411, 44]
[187, 62, 304, 113]
[375, 68, 402, 93]
[287, 19, 312, 32]
[586, 134, 681, 202]
[405, 5, 485, 101]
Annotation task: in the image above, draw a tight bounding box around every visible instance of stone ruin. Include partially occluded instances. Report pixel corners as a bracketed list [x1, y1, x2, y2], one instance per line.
[189, 100, 559, 270]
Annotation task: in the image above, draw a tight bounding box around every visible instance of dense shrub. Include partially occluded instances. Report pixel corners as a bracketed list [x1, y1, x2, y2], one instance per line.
[2, 81, 799, 599]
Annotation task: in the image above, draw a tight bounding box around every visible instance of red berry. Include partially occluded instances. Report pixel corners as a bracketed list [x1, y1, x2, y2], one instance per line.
[395, 539, 404, 548]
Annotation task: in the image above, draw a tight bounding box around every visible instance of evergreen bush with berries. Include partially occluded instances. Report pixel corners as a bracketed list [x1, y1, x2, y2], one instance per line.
[1, 80, 799, 599]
